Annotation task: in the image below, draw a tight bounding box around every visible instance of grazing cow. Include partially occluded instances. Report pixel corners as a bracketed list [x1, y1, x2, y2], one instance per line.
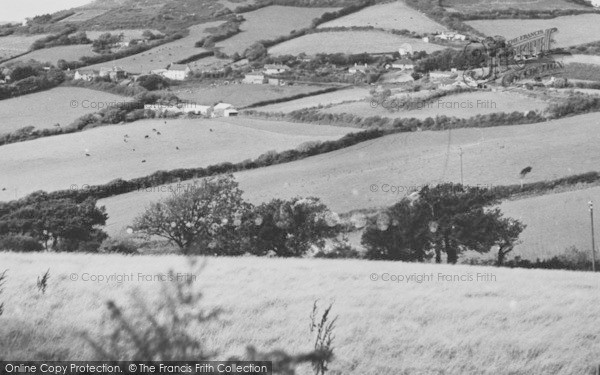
[145, 135, 150, 139]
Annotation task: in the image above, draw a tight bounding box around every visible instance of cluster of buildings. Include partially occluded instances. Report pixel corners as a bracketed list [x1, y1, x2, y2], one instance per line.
[73, 66, 128, 82]
[423, 32, 467, 43]
[242, 64, 290, 85]
[72, 63, 194, 83]
[143, 102, 238, 117]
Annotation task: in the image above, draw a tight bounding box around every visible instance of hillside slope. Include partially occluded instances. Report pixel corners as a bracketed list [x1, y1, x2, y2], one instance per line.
[100, 112, 600, 235]
[1, 253, 599, 374]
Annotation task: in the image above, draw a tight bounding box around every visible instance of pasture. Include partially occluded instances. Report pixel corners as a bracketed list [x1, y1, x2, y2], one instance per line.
[317, 1, 448, 33]
[85, 21, 223, 73]
[443, 0, 591, 11]
[253, 87, 372, 113]
[321, 90, 549, 120]
[0, 87, 131, 134]
[0, 117, 353, 202]
[501, 185, 600, 260]
[6, 44, 96, 65]
[1, 252, 600, 374]
[0, 34, 50, 61]
[466, 14, 600, 48]
[100, 112, 600, 255]
[169, 83, 334, 108]
[215, 6, 340, 55]
[269, 30, 445, 56]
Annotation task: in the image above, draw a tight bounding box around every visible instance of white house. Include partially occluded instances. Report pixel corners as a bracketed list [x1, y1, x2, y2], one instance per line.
[162, 64, 191, 81]
[181, 103, 212, 115]
[243, 71, 265, 84]
[422, 36, 430, 43]
[434, 32, 466, 41]
[224, 108, 238, 117]
[73, 69, 99, 81]
[264, 64, 290, 75]
[213, 103, 235, 117]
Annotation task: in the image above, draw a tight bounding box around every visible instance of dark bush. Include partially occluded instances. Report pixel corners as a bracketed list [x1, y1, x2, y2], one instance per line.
[98, 238, 139, 254]
[0, 235, 43, 252]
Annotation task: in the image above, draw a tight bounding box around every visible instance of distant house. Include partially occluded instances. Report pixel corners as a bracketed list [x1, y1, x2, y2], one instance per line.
[224, 108, 238, 117]
[422, 36, 430, 43]
[213, 103, 236, 117]
[163, 64, 191, 81]
[73, 69, 99, 81]
[109, 67, 126, 81]
[98, 66, 127, 81]
[434, 32, 466, 41]
[348, 63, 370, 74]
[389, 58, 414, 70]
[264, 64, 290, 75]
[182, 103, 212, 115]
[243, 71, 266, 84]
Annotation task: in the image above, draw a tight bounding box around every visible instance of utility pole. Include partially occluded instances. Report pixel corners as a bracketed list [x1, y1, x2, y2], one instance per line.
[459, 147, 464, 186]
[589, 201, 597, 272]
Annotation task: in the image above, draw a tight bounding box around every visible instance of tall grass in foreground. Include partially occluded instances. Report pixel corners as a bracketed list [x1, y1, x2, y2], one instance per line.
[82, 260, 334, 374]
[0, 269, 6, 316]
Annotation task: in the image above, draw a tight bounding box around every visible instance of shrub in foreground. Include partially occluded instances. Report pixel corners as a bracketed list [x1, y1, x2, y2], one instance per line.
[83, 262, 334, 374]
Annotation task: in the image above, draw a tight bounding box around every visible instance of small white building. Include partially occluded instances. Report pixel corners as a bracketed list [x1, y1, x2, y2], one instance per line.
[422, 36, 430, 43]
[162, 64, 191, 81]
[73, 69, 99, 81]
[224, 108, 238, 117]
[213, 103, 236, 117]
[264, 64, 290, 75]
[243, 71, 265, 84]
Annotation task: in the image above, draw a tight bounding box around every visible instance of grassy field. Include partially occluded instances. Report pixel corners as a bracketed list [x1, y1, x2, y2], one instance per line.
[100, 112, 600, 248]
[317, 1, 448, 33]
[0, 34, 50, 61]
[7, 44, 96, 65]
[559, 63, 600, 81]
[254, 87, 371, 113]
[1, 252, 600, 374]
[443, 0, 591, 11]
[216, 6, 339, 55]
[500, 186, 600, 260]
[269, 30, 445, 56]
[0, 117, 353, 203]
[85, 21, 223, 73]
[321, 90, 549, 120]
[466, 14, 600, 48]
[0, 87, 131, 134]
[168, 83, 335, 108]
[563, 54, 600, 65]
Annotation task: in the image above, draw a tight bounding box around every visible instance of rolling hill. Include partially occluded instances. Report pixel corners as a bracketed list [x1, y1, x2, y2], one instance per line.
[0, 117, 353, 202]
[99, 112, 600, 244]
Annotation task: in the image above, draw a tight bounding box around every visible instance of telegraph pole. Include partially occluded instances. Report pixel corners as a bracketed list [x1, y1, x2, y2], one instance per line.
[589, 201, 597, 272]
[459, 147, 464, 186]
